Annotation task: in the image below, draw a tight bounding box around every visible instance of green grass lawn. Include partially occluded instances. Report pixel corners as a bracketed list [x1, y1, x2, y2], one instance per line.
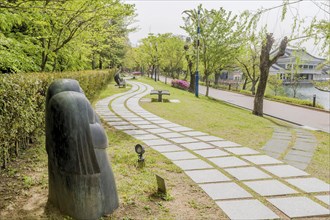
[138, 77, 330, 183]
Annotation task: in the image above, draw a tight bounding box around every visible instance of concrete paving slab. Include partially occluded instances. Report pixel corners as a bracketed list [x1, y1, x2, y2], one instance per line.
[144, 139, 172, 146]
[242, 155, 283, 165]
[159, 123, 181, 128]
[268, 197, 330, 218]
[132, 134, 158, 140]
[209, 141, 241, 148]
[194, 149, 229, 158]
[168, 137, 198, 144]
[131, 121, 152, 125]
[181, 142, 214, 150]
[150, 144, 184, 153]
[157, 132, 184, 138]
[196, 136, 224, 141]
[113, 125, 137, 130]
[209, 157, 249, 168]
[137, 124, 159, 129]
[169, 126, 193, 132]
[181, 131, 208, 137]
[185, 169, 230, 183]
[172, 159, 213, 170]
[224, 147, 260, 155]
[262, 145, 287, 154]
[109, 121, 130, 126]
[216, 199, 279, 220]
[146, 128, 171, 134]
[123, 130, 148, 135]
[264, 151, 281, 159]
[225, 167, 272, 180]
[162, 151, 197, 161]
[315, 195, 330, 206]
[285, 160, 308, 170]
[200, 182, 252, 200]
[245, 179, 298, 196]
[287, 149, 313, 157]
[287, 178, 330, 193]
[284, 154, 311, 163]
[262, 165, 310, 178]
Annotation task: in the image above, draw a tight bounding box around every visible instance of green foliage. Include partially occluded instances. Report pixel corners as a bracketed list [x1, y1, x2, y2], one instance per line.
[0, 0, 135, 73]
[264, 94, 324, 109]
[0, 69, 115, 168]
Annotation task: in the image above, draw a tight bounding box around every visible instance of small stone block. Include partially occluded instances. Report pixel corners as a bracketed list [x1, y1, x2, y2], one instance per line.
[245, 179, 298, 196]
[315, 195, 330, 206]
[209, 156, 249, 168]
[159, 123, 181, 128]
[209, 141, 241, 148]
[262, 165, 310, 178]
[131, 121, 152, 125]
[268, 197, 330, 218]
[173, 159, 213, 170]
[181, 142, 214, 150]
[242, 155, 283, 165]
[225, 167, 271, 180]
[162, 151, 197, 161]
[194, 149, 229, 158]
[196, 136, 224, 141]
[144, 139, 171, 146]
[200, 182, 252, 200]
[185, 169, 230, 183]
[150, 144, 184, 153]
[109, 121, 130, 126]
[169, 137, 198, 144]
[225, 147, 260, 155]
[286, 178, 330, 193]
[216, 199, 279, 220]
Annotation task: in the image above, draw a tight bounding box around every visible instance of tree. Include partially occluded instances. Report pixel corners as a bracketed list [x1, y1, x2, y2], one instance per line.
[253, 33, 288, 116]
[182, 5, 243, 97]
[268, 75, 283, 96]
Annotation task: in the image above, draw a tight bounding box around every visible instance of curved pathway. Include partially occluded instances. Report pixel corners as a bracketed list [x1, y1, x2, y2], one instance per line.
[95, 81, 330, 220]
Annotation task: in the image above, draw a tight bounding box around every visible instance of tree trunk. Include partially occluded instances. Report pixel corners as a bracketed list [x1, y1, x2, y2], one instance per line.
[214, 73, 221, 85]
[251, 80, 257, 95]
[99, 56, 103, 69]
[188, 62, 195, 93]
[41, 52, 48, 72]
[242, 77, 248, 90]
[205, 75, 210, 97]
[253, 33, 287, 116]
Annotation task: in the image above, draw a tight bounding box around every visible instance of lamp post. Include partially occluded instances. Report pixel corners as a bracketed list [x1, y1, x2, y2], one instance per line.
[195, 8, 200, 98]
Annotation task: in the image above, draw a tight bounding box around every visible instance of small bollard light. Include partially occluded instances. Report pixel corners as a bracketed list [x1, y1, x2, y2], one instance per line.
[312, 94, 316, 107]
[135, 144, 145, 168]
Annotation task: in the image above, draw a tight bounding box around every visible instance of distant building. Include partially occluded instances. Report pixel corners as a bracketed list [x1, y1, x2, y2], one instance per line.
[269, 48, 328, 81]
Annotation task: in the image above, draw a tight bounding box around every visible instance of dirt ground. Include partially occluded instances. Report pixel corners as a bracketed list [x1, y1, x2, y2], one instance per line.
[0, 139, 227, 220]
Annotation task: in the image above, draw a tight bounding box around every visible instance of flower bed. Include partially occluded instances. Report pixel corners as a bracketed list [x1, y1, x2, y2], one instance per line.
[171, 79, 190, 90]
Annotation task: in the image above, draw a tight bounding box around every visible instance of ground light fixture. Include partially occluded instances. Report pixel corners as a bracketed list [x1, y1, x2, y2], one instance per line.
[135, 144, 145, 168]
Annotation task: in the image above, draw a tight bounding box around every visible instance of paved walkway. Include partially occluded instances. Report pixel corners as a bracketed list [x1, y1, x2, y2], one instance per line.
[262, 126, 318, 170]
[95, 81, 330, 220]
[160, 76, 330, 133]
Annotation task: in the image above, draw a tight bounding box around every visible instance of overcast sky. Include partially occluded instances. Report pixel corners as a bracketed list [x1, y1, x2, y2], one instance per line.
[124, 0, 328, 56]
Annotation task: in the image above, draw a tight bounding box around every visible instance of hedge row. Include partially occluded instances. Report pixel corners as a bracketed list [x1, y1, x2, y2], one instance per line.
[0, 69, 115, 168]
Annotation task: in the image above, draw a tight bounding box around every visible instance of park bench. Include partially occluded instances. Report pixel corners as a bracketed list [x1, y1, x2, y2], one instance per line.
[150, 90, 170, 102]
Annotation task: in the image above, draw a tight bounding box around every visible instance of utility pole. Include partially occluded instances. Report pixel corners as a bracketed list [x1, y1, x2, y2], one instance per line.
[195, 8, 200, 97]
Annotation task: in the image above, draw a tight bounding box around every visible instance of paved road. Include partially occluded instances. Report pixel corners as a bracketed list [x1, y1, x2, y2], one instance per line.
[160, 76, 330, 133]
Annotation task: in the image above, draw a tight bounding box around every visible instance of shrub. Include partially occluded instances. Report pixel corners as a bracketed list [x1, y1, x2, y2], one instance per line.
[264, 94, 324, 109]
[171, 79, 189, 90]
[0, 69, 115, 168]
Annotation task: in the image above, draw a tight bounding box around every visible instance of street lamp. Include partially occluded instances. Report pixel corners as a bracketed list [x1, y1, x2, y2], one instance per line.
[195, 8, 201, 98]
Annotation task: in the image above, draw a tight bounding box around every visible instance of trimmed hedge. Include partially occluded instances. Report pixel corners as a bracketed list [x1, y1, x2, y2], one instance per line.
[0, 69, 115, 168]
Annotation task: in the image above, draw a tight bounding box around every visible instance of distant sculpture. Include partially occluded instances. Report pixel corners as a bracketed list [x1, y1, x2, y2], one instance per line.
[114, 71, 125, 87]
[46, 79, 118, 220]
